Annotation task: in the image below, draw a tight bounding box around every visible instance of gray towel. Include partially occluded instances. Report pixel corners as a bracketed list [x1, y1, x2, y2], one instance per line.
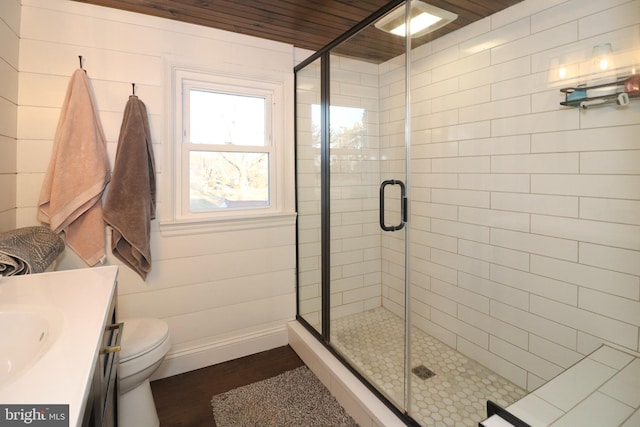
[0, 226, 65, 276]
[103, 95, 156, 280]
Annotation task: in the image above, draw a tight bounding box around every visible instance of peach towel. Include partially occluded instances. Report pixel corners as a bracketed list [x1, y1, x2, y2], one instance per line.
[37, 69, 110, 266]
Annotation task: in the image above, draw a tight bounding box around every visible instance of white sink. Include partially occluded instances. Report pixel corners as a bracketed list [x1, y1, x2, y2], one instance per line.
[0, 305, 63, 386]
[0, 266, 118, 426]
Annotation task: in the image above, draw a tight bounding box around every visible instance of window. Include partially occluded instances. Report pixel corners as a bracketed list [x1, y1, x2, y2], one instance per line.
[165, 66, 294, 233]
[186, 87, 272, 211]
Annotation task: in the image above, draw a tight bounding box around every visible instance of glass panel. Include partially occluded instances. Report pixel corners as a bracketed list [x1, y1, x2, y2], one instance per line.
[189, 151, 268, 210]
[189, 89, 266, 146]
[295, 0, 567, 424]
[295, 57, 323, 334]
[328, 6, 407, 409]
[405, 0, 528, 424]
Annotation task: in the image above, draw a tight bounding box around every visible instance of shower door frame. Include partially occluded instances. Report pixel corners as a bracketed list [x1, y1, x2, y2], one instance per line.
[294, 0, 418, 425]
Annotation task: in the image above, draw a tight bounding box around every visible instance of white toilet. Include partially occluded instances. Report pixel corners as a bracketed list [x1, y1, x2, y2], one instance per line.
[118, 318, 171, 427]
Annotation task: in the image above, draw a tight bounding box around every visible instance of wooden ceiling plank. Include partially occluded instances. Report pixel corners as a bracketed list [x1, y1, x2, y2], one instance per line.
[163, 0, 364, 41]
[71, 0, 524, 63]
[75, 0, 342, 49]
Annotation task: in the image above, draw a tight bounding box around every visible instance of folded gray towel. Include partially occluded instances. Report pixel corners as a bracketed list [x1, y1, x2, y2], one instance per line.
[0, 226, 65, 276]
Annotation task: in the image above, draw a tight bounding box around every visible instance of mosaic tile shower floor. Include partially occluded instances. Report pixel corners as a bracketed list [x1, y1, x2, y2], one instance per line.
[331, 307, 527, 426]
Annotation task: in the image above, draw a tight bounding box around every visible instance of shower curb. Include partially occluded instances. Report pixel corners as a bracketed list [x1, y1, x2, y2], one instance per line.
[288, 321, 406, 427]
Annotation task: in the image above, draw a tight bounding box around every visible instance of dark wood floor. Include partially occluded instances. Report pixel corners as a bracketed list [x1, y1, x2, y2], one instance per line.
[150, 345, 304, 427]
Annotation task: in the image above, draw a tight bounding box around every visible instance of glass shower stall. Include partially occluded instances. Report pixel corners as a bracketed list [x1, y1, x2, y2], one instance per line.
[295, 1, 526, 424]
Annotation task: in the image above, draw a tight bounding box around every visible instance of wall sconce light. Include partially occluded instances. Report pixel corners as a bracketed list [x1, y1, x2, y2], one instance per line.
[592, 43, 615, 73]
[587, 43, 618, 97]
[375, 1, 458, 38]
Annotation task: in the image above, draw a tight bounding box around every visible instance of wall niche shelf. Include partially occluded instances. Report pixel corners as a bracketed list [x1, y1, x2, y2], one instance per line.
[560, 74, 639, 109]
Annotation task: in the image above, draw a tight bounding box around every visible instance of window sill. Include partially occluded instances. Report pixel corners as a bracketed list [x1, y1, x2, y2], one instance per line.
[159, 211, 297, 237]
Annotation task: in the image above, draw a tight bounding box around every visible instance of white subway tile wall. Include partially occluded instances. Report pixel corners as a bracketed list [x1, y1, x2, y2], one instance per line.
[402, 0, 640, 392]
[298, 0, 640, 395]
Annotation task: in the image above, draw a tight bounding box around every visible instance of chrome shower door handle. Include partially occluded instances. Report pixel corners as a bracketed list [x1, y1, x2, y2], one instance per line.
[379, 179, 407, 231]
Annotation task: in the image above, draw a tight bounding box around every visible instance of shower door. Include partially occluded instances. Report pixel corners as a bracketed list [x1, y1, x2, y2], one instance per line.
[296, 1, 536, 424]
[327, 39, 409, 408]
[296, 0, 414, 418]
[326, 4, 411, 410]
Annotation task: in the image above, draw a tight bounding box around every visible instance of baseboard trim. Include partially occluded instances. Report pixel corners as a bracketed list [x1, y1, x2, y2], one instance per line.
[151, 324, 289, 380]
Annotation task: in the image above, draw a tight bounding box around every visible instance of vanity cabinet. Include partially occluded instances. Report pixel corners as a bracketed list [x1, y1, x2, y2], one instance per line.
[0, 265, 120, 427]
[83, 284, 122, 427]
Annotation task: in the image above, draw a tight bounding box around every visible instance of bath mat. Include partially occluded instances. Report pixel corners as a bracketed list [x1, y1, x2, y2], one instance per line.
[211, 365, 358, 426]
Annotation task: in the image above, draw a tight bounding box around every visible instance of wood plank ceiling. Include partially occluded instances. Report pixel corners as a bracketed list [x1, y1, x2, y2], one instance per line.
[71, 0, 524, 63]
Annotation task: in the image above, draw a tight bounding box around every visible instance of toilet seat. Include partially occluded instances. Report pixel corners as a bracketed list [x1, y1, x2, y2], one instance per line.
[120, 318, 170, 363]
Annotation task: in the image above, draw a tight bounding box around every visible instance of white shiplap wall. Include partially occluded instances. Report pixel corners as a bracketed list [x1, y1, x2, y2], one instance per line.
[0, 0, 20, 230]
[400, 0, 640, 391]
[16, 0, 297, 378]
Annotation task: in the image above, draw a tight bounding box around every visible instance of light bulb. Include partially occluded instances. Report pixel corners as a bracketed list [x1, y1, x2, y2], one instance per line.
[599, 58, 609, 70]
[559, 67, 567, 79]
[587, 43, 618, 97]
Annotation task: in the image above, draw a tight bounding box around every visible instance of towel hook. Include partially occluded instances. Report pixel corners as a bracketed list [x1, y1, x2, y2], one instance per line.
[132, 83, 136, 96]
[78, 55, 86, 73]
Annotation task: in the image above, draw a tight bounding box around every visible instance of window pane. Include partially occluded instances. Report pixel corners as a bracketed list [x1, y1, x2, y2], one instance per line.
[189, 151, 269, 210]
[312, 104, 365, 149]
[189, 90, 266, 146]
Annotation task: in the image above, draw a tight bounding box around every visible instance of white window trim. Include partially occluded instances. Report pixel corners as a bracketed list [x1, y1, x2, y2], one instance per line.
[160, 62, 296, 236]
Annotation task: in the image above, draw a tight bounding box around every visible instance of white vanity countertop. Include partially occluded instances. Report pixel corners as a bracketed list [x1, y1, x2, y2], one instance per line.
[0, 266, 118, 427]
